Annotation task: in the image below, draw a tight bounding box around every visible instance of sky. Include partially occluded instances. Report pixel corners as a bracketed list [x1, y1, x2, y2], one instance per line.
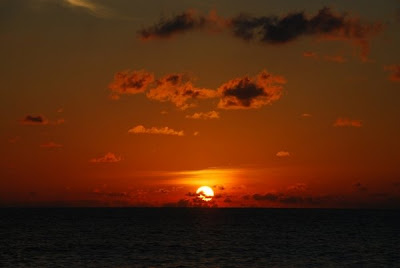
[1, 0, 400, 208]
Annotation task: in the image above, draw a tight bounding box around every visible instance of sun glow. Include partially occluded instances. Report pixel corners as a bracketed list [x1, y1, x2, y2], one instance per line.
[196, 186, 214, 201]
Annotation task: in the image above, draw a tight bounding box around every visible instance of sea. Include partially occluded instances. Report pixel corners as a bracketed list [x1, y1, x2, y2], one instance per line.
[0, 208, 399, 267]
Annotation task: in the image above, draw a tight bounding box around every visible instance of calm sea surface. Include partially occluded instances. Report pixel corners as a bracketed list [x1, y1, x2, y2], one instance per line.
[0, 208, 399, 267]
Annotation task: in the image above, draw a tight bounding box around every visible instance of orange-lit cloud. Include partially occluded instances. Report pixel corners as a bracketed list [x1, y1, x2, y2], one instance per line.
[20, 115, 49, 125]
[186, 110, 219, 119]
[384, 64, 400, 82]
[109, 70, 154, 99]
[333, 118, 362, 127]
[40, 142, 63, 148]
[90, 152, 122, 163]
[301, 113, 312, 117]
[217, 70, 286, 109]
[276, 151, 290, 157]
[128, 125, 184, 136]
[146, 73, 217, 109]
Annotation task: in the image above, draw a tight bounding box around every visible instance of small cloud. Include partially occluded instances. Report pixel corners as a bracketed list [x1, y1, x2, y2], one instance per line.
[303, 51, 318, 59]
[384, 64, 400, 82]
[138, 10, 209, 40]
[160, 110, 168, 115]
[57, 108, 64, 113]
[324, 55, 347, 63]
[128, 125, 184, 136]
[301, 113, 312, 117]
[333, 118, 362, 127]
[193, 131, 199, 136]
[109, 70, 154, 99]
[90, 152, 122, 163]
[224, 197, 232, 203]
[40, 142, 63, 148]
[276, 151, 290, 157]
[20, 115, 49, 125]
[217, 70, 286, 109]
[186, 110, 219, 120]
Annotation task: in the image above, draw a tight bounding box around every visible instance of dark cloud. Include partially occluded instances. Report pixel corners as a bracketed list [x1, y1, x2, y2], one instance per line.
[218, 70, 285, 109]
[138, 10, 207, 40]
[21, 115, 48, 125]
[224, 197, 232, 203]
[140, 8, 382, 61]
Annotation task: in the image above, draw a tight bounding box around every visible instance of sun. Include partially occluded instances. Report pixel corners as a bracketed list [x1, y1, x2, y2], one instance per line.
[196, 186, 214, 201]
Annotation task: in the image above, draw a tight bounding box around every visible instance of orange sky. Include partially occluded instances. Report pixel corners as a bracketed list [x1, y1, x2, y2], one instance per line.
[1, 0, 400, 208]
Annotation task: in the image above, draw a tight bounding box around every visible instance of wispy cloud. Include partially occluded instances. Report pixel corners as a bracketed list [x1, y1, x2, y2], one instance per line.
[186, 111, 219, 120]
[40, 142, 63, 148]
[333, 118, 362, 127]
[276, 151, 290, 157]
[64, 0, 113, 18]
[128, 125, 184, 136]
[90, 152, 122, 163]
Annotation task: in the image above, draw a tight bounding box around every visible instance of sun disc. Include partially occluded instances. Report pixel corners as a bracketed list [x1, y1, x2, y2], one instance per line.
[196, 186, 214, 201]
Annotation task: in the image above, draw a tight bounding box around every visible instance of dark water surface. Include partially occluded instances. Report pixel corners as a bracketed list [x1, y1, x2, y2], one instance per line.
[0, 208, 399, 267]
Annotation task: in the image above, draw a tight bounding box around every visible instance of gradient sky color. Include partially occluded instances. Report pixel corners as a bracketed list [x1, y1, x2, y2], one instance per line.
[1, 0, 400, 208]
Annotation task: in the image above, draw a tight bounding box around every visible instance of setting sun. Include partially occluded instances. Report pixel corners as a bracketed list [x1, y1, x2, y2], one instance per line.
[196, 186, 214, 202]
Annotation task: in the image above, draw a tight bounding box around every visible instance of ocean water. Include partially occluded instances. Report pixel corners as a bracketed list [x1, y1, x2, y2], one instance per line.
[0, 208, 399, 267]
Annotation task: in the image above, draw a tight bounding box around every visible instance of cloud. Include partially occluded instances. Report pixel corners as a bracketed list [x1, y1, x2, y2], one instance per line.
[193, 131, 199, 136]
[137, 10, 226, 40]
[384, 64, 400, 82]
[146, 73, 217, 109]
[40, 142, 63, 148]
[128, 125, 184, 136]
[333, 118, 362, 127]
[276, 151, 290, 157]
[109, 70, 154, 99]
[186, 110, 219, 119]
[64, 0, 113, 18]
[140, 8, 382, 61]
[301, 113, 312, 117]
[303, 51, 318, 59]
[217, 70, 286, 109]
[90, 152, 122, 163]
[324, 55, 347, 63]
[109, 69, 285, 110]
[20, 115, 49, 125]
